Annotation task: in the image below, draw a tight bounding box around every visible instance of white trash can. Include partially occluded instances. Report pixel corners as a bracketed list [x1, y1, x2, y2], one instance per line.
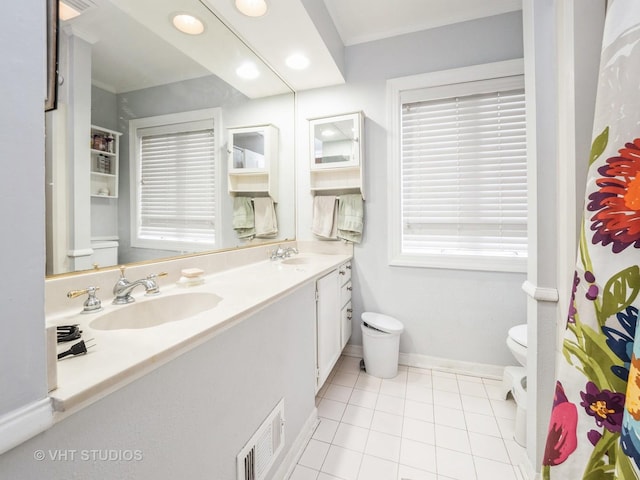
[361, 312, 404, 379]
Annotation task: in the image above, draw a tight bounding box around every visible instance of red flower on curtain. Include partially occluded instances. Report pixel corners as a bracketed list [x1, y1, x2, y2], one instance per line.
[543, 382, 578, 466]
[588, 138, 640, 253]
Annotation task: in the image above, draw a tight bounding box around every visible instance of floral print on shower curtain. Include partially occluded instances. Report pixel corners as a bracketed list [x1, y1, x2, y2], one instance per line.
[543, 1, 640, 479]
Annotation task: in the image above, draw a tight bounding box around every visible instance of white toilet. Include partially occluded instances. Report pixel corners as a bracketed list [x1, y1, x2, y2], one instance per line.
[503, 323, 528, 447]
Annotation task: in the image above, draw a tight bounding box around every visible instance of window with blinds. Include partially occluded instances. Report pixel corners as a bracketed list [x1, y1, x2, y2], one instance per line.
[131, 113, 218, 250]
[398, 74, 527, 269]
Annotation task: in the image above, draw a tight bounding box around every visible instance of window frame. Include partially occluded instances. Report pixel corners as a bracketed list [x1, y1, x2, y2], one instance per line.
[129, 108, 222, 252]
[387, 59, 527, 273]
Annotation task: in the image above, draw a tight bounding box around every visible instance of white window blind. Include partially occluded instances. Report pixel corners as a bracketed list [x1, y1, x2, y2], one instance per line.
[400, 78, 527, 260]
[137, 121, 216, 246]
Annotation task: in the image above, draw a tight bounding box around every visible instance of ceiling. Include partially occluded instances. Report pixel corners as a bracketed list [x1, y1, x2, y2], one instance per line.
[60, 0, 522, 97]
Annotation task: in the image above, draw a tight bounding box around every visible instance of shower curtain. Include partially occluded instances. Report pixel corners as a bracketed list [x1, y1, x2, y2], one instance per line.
[543, 1, 640, 479]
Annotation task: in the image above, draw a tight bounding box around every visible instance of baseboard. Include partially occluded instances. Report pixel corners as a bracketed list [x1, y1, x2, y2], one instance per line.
[343, 345, 505, 380]
[0, 398, 53, 455]
[272, 407, 318, 480]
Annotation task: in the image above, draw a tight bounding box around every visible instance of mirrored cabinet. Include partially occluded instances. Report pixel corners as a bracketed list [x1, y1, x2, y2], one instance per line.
[228, 124, 279, 201]
[309, 112, 365, 199]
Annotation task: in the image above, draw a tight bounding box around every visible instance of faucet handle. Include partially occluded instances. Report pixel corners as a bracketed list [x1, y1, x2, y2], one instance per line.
[119, 265, 127, 278]
[146, 271, 168, 280]
[67, 286, 102, 314]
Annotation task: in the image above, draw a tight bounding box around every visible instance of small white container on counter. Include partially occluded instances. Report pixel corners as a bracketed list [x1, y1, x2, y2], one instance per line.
[177, 268, 205, 287]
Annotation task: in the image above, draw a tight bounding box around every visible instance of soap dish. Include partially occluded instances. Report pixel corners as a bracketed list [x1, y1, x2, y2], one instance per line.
[177, 268, 205, 288]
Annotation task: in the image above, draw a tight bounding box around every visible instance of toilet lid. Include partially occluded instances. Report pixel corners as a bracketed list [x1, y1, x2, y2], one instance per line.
[362, 312, 404, 334]
[509, 324, 527, 347]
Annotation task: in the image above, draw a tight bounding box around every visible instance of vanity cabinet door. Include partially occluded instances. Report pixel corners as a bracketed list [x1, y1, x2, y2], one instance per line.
[316, 269, 341, 392]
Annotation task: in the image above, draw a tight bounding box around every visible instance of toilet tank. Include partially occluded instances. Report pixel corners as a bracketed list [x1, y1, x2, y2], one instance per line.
[91, 238, 119, 268]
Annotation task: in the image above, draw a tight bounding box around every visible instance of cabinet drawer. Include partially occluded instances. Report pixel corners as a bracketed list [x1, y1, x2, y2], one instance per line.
[338, 261, 352, 284]
[341, 301, 353, 348]
[341, 280, 352, 307]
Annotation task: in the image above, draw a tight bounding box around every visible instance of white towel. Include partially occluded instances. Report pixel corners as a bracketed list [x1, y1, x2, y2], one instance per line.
[253, 197, 278, 238]
[312, 195, 338, 239]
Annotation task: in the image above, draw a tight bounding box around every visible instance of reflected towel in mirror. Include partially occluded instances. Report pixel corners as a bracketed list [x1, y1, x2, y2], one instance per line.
[233, 197, 255, 239]
[311, 195, 338, 239]
[253, 197, 278, 238]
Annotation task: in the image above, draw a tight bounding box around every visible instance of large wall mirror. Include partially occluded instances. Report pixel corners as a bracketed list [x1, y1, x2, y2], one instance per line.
[45, 0, 295, 277]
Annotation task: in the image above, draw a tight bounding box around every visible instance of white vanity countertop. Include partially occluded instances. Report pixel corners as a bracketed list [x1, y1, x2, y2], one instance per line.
[48, 252, 351, 418]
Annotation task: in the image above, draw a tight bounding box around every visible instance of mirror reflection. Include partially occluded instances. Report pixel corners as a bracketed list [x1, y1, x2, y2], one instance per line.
[45, 0, 295, 277]
[311, 114, 360, 167]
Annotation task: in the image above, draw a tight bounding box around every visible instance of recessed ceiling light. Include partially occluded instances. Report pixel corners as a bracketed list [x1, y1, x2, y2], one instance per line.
[285, 53, 310, 70]
[236, 62, 260, 80]
[235, 0, 268, 17]
[321, 129, 336, 138]
[172, 14, 205, 35]
[59, 1, 81, 21]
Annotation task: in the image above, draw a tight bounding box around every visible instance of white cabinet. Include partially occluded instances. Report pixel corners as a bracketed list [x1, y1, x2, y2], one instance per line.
[227, 124, 279, 202]
[339, 261, 353, 349]
[309, 112, 365, 199]
[315, 261, 353, 392]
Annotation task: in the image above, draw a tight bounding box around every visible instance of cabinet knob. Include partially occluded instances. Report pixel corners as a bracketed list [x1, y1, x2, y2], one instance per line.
[347, 286, 352, 291]
[347, 308, 353, 313]
[347, 315, 352, 321]
[346, 265, 352, 270]
[339, 270, 345, 275]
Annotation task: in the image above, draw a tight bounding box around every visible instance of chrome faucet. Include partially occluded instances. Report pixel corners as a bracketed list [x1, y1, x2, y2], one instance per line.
[270, 245, 298, 260]
[112, 266, 167, 305]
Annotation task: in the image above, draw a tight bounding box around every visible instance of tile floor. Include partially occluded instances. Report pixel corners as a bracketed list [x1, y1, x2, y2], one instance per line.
[289, 355, 527, 480]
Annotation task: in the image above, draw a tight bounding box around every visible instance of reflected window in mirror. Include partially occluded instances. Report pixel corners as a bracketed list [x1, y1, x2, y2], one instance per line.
[129, 108, 222, 252]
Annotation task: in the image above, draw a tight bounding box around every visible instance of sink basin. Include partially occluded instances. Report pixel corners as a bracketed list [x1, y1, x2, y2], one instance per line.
[89, 292, 222, 331]
[281, 256, 313, 265]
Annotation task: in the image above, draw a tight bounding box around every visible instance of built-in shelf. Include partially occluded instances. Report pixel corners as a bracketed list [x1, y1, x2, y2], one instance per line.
[90, 125, 122, 198]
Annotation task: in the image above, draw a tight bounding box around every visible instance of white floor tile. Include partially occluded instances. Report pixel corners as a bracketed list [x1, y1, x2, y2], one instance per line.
[496, 416, 516, 441]
[358, 454, 398, 480]
[349, 389, 378, 409]
[397, 464, 438, 480]
[406, 384, 434, 404]
[436, 447, 477, 480]
[333, 423, 370, 453]
[490, 398, 517, 420]
[433, 405, 466, 429]
[400, 438, 437, 473]
[464, 412, 501, 437]
[299, 372, 524, 480]
[458, 381, 488, 398]
[355, 374, 382, 392]
[321, 445, 363, 480]
[461, 395, 493, 416]
[468, 432, 510, 463]
[332, 372, 360, 389]
[432, 376, 459, 393]
[318, 398, 347, 422]
[376, 394, 405, 416]
[299, 439, 330, 471]
[434, 424, 471, 454]
[405, 400, 435, 423]
[380, 379, 407, 398]
[289, 464, 319, 480]
[342, 404, 375, 429]
[313, 418, 340, 443]
[339, 356, 364, 374]
[325, 384, 354, 403]
[474, 456, 519, 480]
[402, 417, 435, 445]
[365, 430, 402, 462]
[317, 473, 342, 480]
[371, 410, 404, 437]
[433, 390, 462, 410]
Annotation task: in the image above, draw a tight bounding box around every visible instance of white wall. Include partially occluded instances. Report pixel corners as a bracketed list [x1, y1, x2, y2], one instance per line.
[297, 11, 527, 366]
[0, 284, 317, 479]
[0, 0, 47, 416]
